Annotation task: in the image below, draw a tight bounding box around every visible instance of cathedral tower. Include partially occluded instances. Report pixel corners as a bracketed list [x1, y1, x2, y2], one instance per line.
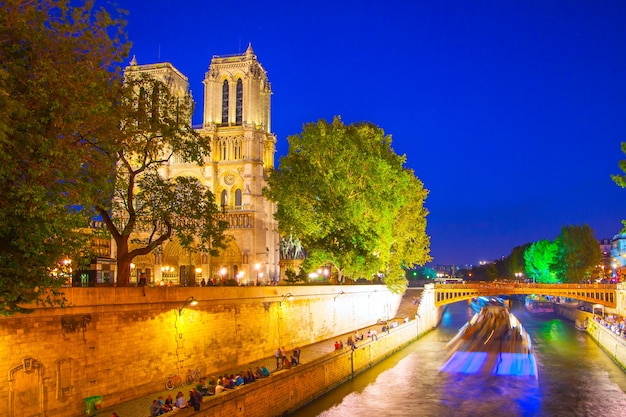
[123, 45, 279, 285]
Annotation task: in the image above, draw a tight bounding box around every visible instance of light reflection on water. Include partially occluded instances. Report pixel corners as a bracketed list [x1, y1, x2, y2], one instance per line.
[290, 301, 626, 417]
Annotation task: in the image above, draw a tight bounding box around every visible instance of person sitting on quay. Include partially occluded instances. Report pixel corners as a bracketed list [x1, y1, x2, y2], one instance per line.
[214, 382, 226, 394]
[175, 391, 187, 409]
[189, 388, 203, 412]
[245, 368, 256, 383]
[262, 365, 270, 377]
[290, 355, 298, 366]
[149, 399, 165, 416]
[293, 346, 301, 365]
[235, 372, 245, 387]
[355, 330, 363, 341]
[164, 394, 174, 411]
[347, 336, 357, 350]
[334, 341, 341, 350]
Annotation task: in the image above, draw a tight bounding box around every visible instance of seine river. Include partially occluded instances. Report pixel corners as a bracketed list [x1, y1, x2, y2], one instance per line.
[290, 300, 626, 417]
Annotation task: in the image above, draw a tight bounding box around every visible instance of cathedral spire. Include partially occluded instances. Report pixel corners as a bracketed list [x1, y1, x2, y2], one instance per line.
[245, 43, 254, 58]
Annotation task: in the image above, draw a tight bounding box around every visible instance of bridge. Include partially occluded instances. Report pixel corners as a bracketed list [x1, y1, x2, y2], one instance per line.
[433, 282, 617, 308]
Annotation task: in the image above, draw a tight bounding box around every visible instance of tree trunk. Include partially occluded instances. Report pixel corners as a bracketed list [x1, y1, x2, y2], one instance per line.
[116, 237, 132, 286]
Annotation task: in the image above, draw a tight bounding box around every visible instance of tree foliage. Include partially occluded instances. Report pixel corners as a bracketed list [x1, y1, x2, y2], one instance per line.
[95, 74, 229, 286]
[0, 0, 129, 314]
[264, 117, 431, 292]
[612, 142, 626, 231]
[524, 239, 558, 283]
[554, 224, 602, 283]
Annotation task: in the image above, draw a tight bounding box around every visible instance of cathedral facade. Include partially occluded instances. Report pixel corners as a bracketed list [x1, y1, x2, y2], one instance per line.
[122, 45, 279, 285]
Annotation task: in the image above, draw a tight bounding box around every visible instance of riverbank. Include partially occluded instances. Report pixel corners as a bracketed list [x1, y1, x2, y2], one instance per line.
[96, 288, 440, 417]
[555, 303, 626, 371]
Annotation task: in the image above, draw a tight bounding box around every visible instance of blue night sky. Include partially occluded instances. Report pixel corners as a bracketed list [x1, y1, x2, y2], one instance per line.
[110, 0, 626, 266]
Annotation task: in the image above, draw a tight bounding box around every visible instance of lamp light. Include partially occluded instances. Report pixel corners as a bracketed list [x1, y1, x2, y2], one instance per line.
[280, 293, 294, 305]
[179, 296, 198, 316]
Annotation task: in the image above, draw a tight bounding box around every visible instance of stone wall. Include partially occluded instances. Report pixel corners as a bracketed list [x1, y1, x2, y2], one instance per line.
[193, 319, 424, 417]
[0, 285, 401, 417]
[586, 318, 626, 371]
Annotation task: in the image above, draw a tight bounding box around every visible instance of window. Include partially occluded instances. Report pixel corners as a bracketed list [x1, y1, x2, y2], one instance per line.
[221, 80, 229, 124]
[221, 189, 228, 207]
[236, 79, 243, 125]
[235, 189, 242, 207]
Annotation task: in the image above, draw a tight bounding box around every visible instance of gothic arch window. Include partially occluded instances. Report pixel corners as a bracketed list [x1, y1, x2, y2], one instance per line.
[220, 139, 227, 161]
[236, 79, 243, 125]
[221, 189, 228, 207]
[221, 80, 229, 124]
[235, 188, 242, 207]
[234, 138, 242, 160]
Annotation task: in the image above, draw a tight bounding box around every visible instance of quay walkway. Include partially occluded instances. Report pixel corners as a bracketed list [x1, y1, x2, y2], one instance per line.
[98, 289, 422, 417]
[97, 325, 402, 417]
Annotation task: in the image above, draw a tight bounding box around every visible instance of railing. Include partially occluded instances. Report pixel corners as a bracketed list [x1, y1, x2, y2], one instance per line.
[432, 282, 617, 308]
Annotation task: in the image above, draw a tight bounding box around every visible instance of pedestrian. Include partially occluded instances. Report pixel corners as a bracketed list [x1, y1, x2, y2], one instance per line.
[275, 347, 282, 369]
[293, 346, 301, 365]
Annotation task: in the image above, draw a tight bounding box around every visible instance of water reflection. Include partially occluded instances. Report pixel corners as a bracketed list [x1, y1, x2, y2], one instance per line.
[291, 301, 626, 417]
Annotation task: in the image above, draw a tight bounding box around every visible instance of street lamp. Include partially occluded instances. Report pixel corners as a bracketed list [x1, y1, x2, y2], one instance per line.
[280, 293, 294, 305]
[178, 296, 198, 316]
[219, 267, 226, 284]
[255, 263, 261, 286]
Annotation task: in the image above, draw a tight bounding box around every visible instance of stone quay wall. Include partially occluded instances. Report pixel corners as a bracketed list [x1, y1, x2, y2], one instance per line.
[0, 285, 402, 417]
[190, 301, 444, 417]
[555, 303, 626, 371]
[195, 320, 423, 417]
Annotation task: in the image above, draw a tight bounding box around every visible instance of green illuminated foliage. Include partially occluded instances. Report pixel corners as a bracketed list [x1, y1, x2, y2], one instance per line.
[264, 117, 431, 292]
[524, 240, 558, 283]
[612, 142, 626, 231]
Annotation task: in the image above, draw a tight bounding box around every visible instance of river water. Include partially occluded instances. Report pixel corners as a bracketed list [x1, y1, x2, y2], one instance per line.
[290, 300, 626, 417]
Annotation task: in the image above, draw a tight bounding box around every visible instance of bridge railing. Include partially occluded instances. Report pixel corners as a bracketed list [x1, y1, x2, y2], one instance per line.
[435, 282, 617, 290]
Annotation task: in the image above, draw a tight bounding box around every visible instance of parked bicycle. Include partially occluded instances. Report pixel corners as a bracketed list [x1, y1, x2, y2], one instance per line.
[165, 373, 185, 390]
[186, 368, 201, 384]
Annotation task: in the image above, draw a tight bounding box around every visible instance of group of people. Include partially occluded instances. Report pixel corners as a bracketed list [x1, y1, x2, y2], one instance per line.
[275, 346, 301, 370]
[595, 313, 626, 339]
[147, 366, 273, 416]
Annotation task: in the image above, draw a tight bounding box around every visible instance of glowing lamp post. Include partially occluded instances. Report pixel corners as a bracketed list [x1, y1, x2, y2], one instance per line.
[255, 263, 261, 286]
[219, 267, 226, 284]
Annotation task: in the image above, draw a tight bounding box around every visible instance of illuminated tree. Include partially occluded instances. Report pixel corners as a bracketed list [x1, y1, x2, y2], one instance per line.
[264, 117, 431, 291]
[524, 240, 558, 283]
[612, 142, 626, 230]
[554, 224, 602, 283]
[0, 0, 129, 314]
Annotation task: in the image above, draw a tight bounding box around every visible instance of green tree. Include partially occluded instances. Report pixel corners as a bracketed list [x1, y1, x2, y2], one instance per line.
[612, 142, 626, 231]
[0, 0, 129, 314]
[524, 239, 558, 283]
[264, 117, 430, 292]
[94, 74, 229, 286]
[554, 224, 602, 283]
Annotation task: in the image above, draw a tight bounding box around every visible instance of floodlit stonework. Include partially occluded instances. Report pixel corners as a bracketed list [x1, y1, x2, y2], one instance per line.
[123, 45, 279, 286]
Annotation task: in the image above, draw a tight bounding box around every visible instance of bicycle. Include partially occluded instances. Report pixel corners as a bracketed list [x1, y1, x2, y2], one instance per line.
[186, 368, 201, 384]
[165, 373, 185, 390]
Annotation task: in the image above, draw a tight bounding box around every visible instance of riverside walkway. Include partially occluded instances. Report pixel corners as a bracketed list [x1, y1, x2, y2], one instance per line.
[98, 288, 421, 417]
[97, 326, 393, 417]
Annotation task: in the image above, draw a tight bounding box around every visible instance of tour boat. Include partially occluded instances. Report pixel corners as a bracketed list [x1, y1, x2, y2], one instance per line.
[440, 305, 538, 378]
[470, 296, 507, 313]
[524, 294, 554, 313]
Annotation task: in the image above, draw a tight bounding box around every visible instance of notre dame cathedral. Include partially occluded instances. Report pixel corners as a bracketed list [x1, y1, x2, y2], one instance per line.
[121, 44, 280, 285]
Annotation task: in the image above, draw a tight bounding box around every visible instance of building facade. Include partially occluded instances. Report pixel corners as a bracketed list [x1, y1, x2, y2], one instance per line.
[121, 45, 279, 285]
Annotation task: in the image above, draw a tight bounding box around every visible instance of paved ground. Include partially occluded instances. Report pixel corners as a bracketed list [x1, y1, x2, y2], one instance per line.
[98, 290, 420, 417]
[97, 327, 386, 417]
